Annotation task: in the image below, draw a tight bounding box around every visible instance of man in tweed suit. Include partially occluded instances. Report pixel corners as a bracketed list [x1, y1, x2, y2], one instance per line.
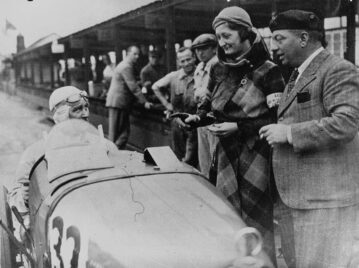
[260, 10, 359, 268]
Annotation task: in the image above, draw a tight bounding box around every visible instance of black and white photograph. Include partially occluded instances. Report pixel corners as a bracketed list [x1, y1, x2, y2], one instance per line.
[0, 0, 358, 267]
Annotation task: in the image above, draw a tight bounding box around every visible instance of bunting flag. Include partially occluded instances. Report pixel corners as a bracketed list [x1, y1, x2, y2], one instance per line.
[5, 19, 16, 32]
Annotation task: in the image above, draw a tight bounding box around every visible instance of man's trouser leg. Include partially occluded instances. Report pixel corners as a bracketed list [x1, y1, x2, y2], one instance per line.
[183, 128, 198, 168]
[108, 108, 130, 150]
[108, 107, 119, 144]
[275, 197, 359, 268]
[116, 109, 130, 149]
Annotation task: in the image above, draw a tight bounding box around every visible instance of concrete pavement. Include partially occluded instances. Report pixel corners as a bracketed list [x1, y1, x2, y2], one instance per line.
[0, 91, 52, 189]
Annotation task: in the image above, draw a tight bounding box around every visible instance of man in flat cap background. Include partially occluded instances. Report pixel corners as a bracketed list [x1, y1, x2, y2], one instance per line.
[259, 9, 359, 268]
[192, 33, 218, 178]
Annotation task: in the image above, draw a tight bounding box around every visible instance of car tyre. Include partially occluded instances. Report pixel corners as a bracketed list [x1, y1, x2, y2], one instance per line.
[0, 186, 16, 267]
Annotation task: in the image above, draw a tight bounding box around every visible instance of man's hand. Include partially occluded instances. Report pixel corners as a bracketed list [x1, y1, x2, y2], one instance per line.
[184, 114, 200, 124]
[207, 122, 238, 137]
[165, 103, 173, 112]
[174, 117, 191, 130]
[144, 102, 153, 110]
[141, 86, 148, 94]
[259, 124, 290, 146]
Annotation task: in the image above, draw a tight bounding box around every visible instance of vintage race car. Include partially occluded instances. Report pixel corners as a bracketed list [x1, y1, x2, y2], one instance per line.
[0, 119, 272, 268]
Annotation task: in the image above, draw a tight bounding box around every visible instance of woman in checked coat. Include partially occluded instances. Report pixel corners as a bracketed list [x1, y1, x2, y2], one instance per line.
[185, 6, 285, 263]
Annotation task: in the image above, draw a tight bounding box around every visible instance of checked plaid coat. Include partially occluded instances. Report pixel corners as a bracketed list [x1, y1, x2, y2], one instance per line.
[198, 33, 285, 261]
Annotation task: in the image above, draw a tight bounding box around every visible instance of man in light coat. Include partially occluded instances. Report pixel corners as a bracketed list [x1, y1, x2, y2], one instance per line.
[191, 33, 218, 178]
[259, 10, 359, 268]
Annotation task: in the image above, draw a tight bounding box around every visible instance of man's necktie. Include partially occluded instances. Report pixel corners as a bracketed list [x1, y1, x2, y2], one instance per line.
[286, 68, 299, 97]
[202, 62, 206, 71]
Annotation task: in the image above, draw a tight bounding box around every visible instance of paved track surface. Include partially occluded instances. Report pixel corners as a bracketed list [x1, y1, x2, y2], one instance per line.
[0, 91, 52, 189]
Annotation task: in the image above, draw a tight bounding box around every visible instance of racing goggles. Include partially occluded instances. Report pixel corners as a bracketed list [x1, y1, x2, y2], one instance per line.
[54, 91, 89, 111]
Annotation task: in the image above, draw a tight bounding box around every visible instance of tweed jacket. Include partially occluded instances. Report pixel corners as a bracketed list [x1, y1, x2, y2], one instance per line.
[273, 49, 359, 209]
[106, 60, 147, 109]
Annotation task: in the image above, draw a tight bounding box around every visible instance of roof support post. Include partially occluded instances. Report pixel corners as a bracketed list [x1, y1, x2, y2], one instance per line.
[50, 56, 55, 89]
[83, 37, 91, 91]
[13, 58, 19, 86]
[64, 43, 70, 85]
[24, 61, 28, 83]
[165, 6, 176, 72]
[345, 0, 357, 64]
[30, 60, 35, 85]
[114, 24, 123, 64]
[39, 59, 44, 85]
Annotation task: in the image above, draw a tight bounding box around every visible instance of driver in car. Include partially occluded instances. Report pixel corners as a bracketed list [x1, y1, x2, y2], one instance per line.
[8, 86, 117, 236]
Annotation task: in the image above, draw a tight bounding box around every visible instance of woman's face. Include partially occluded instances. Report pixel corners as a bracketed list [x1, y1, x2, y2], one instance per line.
[215, 23, 245, 56]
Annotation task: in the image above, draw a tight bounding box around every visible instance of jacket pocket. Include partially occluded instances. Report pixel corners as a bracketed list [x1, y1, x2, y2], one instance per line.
[296, 99, 323, 122]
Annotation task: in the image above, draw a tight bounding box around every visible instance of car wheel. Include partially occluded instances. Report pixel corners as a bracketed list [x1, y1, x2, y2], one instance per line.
[0, 186, 16, 267]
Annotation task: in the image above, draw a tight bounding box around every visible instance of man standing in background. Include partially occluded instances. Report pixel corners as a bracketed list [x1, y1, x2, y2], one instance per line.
[191, 33, 218, 178]
[152, 47, 198, 167]
[106, 45, 153, 150]
[2, 58, 16, 96]
[140, 50, 166, 103]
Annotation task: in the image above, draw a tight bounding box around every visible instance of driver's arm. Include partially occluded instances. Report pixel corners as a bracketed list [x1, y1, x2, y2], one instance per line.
[8, 141, 45, 217]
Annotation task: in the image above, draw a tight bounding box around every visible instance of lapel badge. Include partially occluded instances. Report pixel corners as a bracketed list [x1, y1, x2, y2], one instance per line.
[240, 78, 247, 86]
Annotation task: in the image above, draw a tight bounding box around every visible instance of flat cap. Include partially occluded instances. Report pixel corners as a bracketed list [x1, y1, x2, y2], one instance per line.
[269, 10, 323, 32]
[191, 34, 217, 49]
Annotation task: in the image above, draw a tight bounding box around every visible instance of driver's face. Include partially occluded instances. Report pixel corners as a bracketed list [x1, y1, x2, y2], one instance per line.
[68, 98, 89, 121]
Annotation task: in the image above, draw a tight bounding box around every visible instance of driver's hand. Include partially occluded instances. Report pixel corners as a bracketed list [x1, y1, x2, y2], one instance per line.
[229, 255, 273, 268]
[21, 185, 29, 201]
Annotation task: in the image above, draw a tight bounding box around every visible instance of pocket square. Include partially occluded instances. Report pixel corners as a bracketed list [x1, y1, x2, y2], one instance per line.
[297, 91, 311, 103]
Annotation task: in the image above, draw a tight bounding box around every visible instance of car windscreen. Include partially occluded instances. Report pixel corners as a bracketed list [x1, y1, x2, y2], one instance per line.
[44, 119, 113, 182]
